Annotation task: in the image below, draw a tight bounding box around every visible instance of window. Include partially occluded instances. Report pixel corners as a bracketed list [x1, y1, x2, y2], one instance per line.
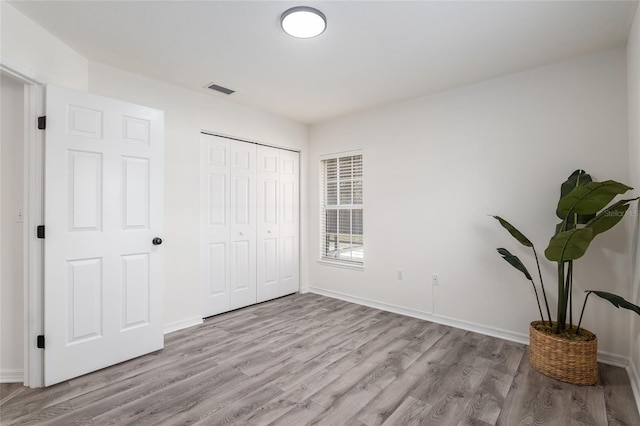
[320, 152, 363, 265]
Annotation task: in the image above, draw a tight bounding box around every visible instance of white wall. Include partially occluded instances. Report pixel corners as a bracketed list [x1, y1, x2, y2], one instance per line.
[0, 2, 88, 90]
[309, 48, 633, 360]
[627, 5, 640, 403]
[0, 74, 25, 381]
[88, 62, 309, 329]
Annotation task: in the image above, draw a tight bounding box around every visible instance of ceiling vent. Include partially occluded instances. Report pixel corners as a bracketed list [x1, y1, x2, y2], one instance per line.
[206, 83, 235, 95]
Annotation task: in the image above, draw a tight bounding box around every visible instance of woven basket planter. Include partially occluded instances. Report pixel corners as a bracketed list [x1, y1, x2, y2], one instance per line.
[529, 321, 598, 385]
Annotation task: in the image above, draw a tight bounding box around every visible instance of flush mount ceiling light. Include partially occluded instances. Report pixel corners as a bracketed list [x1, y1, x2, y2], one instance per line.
[281, 6, 326, 39]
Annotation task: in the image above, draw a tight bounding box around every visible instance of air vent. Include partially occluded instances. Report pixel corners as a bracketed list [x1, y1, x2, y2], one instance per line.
[206, 83, 235, 95]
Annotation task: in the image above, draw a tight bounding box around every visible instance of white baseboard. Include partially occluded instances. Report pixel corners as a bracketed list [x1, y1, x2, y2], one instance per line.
[598, 351, 630, 368]
[299, 286, 311, 294]
[628, 360, 640, 416]
[0, 369, 23, 383]
[163, 317, 203, 335]
[308, 287, 628, 367]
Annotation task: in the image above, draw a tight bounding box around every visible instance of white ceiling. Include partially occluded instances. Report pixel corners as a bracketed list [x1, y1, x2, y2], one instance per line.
[10, 1, 639, 124]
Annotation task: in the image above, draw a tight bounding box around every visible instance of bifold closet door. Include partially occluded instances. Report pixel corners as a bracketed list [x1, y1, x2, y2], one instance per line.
[278, 149, 300, 296]
[201, 134, 257, 316]
[257, 146, 280, 302]
[201, 135, 232, 316]
[257, 146, 300, 302]
[229, 141, 257, 309]
[202, 133, 297, 317]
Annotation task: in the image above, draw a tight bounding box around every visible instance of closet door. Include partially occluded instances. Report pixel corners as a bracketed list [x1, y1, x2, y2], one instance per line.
[202, 134, 297, 317]
[279, 150, 300, 295]
[201, 135, 231, 317]
[257, 146, 281, 302]
[229, 141, 257, 309]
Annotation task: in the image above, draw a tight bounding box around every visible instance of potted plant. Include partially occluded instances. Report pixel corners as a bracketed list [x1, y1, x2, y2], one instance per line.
[493, 169, 640, 385]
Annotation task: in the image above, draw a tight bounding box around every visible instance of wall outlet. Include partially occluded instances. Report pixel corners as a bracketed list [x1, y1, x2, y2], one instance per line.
[16, 207, 24, 223]
[432, 274, 439, 286]
[397, 270, 403, 280]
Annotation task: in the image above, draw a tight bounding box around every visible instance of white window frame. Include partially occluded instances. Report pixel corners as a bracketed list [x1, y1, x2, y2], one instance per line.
[319, 150, 363, 268]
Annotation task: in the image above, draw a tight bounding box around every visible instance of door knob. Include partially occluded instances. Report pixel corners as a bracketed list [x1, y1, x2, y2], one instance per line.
[152, 237, 163, 245]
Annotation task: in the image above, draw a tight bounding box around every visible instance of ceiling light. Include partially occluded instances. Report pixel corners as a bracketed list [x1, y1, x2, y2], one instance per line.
[281, 6, 326, 39]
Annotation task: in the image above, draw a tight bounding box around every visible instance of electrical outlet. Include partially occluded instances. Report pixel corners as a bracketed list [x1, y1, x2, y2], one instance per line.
[16, 207, 24, 223]
[432, 274, 439, 286]
[397, 270, 403, 280]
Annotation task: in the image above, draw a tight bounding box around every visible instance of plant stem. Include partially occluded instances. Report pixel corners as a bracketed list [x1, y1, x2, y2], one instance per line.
[533, 248, 552, 327]
[530, 279, 545, 324]
[566, 261, 573, 332]
[556, 262, 566, 333]
[576, 291, 593, 334]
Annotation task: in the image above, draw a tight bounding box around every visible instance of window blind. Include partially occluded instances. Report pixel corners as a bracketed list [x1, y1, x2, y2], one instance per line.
[320, 153, 363, 265]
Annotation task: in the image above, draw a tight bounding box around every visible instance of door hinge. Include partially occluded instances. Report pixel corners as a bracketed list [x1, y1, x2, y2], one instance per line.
[37, 116, 46, 130]
[37, 335, 45, 349]
[37, 225, 45, 239]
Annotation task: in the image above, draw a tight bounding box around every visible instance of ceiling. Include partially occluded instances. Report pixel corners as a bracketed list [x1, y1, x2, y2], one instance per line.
[9, 1, 639, 124]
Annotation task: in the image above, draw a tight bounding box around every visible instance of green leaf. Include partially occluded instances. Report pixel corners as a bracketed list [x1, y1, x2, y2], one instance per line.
[492, 216, 533, 247]
[584, 198, 638, 238]
[556, 170, 593, 221]
[560, 170, 593, 198]
[497, 248, 532, 280]
[557, 181, 633, 217]
[544, 228, 594, 262]
[586, 290, 640, 316]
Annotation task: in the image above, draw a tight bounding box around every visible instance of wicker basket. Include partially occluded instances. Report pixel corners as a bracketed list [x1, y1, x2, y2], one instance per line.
[529, 321, 598, 385]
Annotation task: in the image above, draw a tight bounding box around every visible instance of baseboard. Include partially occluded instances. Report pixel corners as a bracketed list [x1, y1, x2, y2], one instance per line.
[0, 369, 23, 383]
[163, 317, 203, 335]
[628, 360, 640, 416]
[598, 351, 630, 368]
[309, 286, 528, 342]
[308, 286, 629, 367]
[299, 286, 311, 294]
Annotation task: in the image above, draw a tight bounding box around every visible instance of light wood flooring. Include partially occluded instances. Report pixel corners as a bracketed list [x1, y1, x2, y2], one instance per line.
[1, 292, 639, 425]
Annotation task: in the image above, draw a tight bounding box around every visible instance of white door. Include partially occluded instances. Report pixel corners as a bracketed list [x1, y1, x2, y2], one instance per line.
[279, 150, 300, 295]
[257, 146, 281, 303]
[201, 135, 231, 316]
[229, 141, 257, 309]
[44, 85, 164, 386]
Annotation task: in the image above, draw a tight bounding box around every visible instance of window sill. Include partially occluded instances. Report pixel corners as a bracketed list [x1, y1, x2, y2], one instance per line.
[317, 259, 364, 271]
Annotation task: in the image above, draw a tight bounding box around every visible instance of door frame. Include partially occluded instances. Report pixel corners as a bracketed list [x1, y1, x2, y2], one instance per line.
[1, 58, 45, 387]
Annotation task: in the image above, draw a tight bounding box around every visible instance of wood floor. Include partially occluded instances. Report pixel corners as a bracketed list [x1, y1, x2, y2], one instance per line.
[1, 293, 639, 426]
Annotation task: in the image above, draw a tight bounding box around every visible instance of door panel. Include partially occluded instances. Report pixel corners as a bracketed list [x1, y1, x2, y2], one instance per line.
[263, 238, 278, 282]
[201, 135, 231, 316]
[280, 236, 295, 282]
[279, 150, 299, 295]
[122, 157, 149, 229]
[232, 240, 250, 291]
[207, 174, 226, 226]
[207, 243, 227, 296]
[233, 176, 250, 225]
[257, 146, 280, 302]
[68, 151, 102, 231]
[229, 142, 256, 309]
[263, 180, 278, 224]
[66, 258, 102, 343]
[45, 85, 164, 386]
[121, 253, 150, 330]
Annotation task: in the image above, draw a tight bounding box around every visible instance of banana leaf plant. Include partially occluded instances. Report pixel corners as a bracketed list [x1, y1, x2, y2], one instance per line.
[493, 170, 640, 336]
